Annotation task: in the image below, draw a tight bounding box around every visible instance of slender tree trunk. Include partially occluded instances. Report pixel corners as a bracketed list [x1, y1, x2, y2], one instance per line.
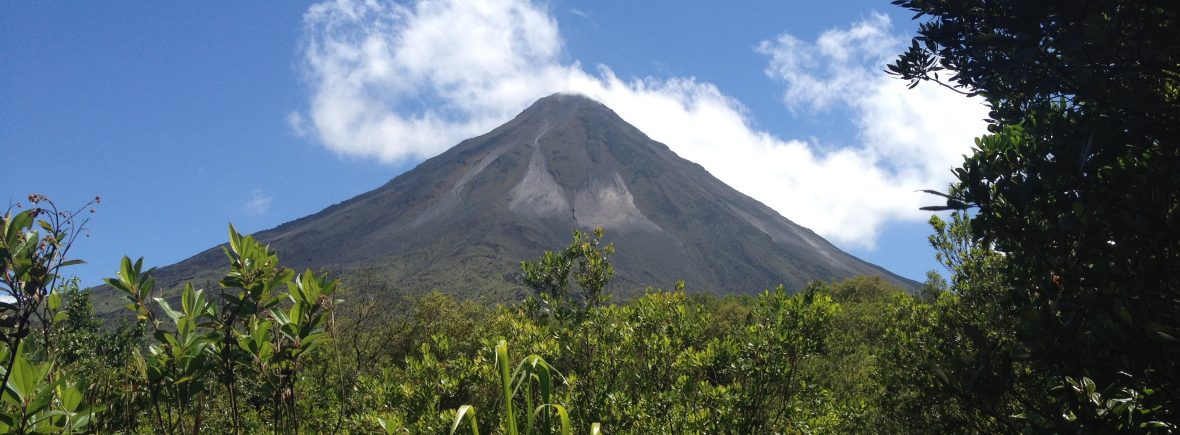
[220, 311, 243, 435]
[331, 309, 349, 434]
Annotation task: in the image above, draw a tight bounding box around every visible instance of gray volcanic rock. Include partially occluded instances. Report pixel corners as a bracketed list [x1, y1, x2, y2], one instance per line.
[97, 93, 914, 313]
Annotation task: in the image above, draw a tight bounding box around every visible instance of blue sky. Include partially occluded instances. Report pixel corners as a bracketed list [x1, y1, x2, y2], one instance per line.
[1, 1, 987, 287]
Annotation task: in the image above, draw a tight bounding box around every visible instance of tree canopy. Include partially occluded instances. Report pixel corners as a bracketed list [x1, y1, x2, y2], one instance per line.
[890, 0, 1180, 429]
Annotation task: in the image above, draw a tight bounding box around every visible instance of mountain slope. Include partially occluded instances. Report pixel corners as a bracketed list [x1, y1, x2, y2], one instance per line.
[98, 93, 914, 313]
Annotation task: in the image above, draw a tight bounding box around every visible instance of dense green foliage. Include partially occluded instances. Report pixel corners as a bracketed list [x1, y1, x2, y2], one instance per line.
[4, 199, 957, 433]
[889, 0, 1179, 430]
[3, 2, 1176, 432]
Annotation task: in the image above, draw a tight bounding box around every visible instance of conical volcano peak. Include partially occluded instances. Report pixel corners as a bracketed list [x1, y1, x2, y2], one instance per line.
[514, 93, 616, 125]
[112, 93, 916, 315]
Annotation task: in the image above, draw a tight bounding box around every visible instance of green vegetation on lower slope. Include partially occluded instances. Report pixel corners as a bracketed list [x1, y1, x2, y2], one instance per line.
[0, 196, 976, 433]
[3, 181, 1177, 433]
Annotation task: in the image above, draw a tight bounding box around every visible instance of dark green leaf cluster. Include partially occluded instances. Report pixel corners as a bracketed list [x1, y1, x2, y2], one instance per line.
[891, 0, 1180, 429]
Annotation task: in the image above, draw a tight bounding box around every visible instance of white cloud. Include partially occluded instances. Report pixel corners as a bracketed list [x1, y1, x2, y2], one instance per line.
[568, 8, 589, 19]
[245, 189, 272, 215]
[287, 111, 307, 136]
[757, 11, 986, 180]
[298, 0, 568, 163]
[293, 0, 988, 249]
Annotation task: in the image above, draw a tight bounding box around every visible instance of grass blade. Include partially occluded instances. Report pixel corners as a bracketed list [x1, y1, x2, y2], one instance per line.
[530, 404, 572, 435]
[450, 405, 479, 435]
[496, 340, 518, 435]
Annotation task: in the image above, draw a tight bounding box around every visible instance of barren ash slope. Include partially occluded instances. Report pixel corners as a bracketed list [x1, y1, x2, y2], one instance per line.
[96, 93, 914, 314]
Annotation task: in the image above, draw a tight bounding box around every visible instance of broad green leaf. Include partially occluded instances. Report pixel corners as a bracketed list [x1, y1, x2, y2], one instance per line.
[47, 292, 61, 311]
[6, 210, 33, 244]
[227, 223, 242, 256]
[58, 259, 85, 268]
[56, 383, 82, 412]
[6, 350, 38, 406]
[155, 298, 182, 325]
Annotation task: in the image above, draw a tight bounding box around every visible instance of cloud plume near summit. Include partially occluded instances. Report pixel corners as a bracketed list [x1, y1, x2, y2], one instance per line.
[291, 0, 987, 249]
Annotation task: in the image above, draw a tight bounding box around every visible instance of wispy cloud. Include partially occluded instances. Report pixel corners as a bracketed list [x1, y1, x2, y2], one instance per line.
[292, 0, 987, 249]
[758, 12, 899, 112]
[287, 111, 310, 137]
[245, 189, 272, 215]
[755, 12, 990, 244]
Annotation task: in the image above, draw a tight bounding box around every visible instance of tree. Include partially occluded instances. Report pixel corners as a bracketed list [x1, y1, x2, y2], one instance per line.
[520, 227, 615, 322]
[0, 195, 98, 373]
[0, 195, 103, 433]
[878, 213, 1049, 432]
[109, 225, 341, 434]
[732, 285, 839, 432]
[890, 0, 1180, 429]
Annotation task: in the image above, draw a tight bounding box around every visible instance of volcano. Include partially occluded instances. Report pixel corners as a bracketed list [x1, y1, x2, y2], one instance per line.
[108, 93, 913, 308]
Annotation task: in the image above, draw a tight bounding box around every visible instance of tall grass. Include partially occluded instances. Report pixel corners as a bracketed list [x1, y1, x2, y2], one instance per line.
[449, 340, 596, 435]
